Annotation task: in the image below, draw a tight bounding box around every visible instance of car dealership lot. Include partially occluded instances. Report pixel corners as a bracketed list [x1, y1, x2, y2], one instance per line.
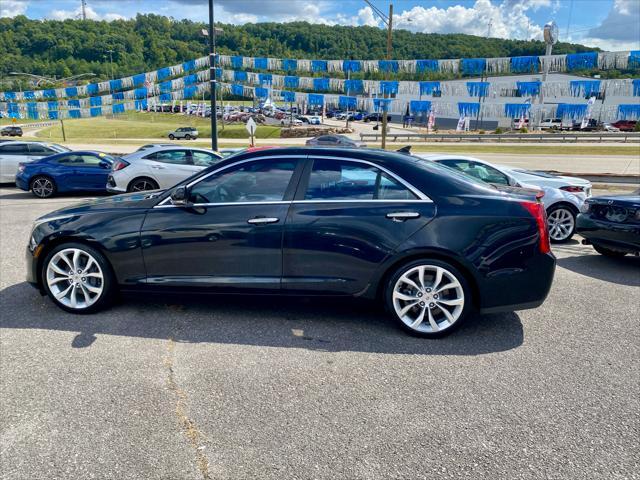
[1, 187, 638, 479]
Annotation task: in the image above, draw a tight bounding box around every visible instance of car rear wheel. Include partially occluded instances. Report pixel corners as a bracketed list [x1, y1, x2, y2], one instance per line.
[184, 134, 191, 140]
[385, 260, 471, 338]
[169, 134, 175, 140]
[593, 244, 627, 257]
[31, 176, 56, 198]
[128, 177, 159, 192]
[42, 243, 115, 314]
[547, 205, 576, 243]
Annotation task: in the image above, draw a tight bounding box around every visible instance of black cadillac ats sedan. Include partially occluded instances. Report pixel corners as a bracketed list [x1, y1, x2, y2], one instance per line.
[26, 147, 555, 337]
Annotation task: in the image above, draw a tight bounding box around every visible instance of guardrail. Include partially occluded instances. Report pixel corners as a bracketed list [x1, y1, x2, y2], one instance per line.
[12, 122, 57, 129]
[359, 132, 640, 143]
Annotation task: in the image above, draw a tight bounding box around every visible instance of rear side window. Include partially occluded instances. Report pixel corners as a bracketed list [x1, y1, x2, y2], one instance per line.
[0, 143, 29, 155]
[438, 160, 510, 186]
[145, 150, 190, 165]
[304, 159, 417, 201]
[28, 144, 56, 154]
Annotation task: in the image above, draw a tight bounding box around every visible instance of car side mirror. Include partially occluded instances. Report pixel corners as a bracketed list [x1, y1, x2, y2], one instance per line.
[170, 186, 190, 206]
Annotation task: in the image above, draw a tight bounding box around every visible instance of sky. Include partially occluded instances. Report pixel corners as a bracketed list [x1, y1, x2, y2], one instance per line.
[1, 0, 639, 52]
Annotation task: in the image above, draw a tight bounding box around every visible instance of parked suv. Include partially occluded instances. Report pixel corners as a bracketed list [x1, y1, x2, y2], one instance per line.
[168, 127, 198, 140]
[1, 126, 23, 137]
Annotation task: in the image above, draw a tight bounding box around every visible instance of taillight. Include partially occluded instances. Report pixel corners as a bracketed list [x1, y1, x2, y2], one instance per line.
[18, 163, 25, 173]
[112, 159, 129, 171]
[560, 186, 584, 193]
[520, 201, 551, 254]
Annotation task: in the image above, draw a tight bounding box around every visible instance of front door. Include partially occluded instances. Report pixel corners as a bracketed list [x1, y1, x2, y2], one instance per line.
[282, 157, 436, 295]
[140, 157, 302, 289]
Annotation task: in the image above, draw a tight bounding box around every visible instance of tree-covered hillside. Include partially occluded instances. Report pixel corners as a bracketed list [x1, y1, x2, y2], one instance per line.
[0, 14, 597, 86]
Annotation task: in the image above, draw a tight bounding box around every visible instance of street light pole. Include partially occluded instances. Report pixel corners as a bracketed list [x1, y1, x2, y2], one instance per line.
[107, 49, 115, 80]
[208, 0, 218, 151]
[381, 3, 393, 150]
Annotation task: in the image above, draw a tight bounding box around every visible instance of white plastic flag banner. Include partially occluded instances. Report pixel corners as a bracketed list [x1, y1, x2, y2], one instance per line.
[456, 115, 465, 131]
[581, 96, 596, 129]
[428, 110, 435, 132]
[464, 116, 470, 131]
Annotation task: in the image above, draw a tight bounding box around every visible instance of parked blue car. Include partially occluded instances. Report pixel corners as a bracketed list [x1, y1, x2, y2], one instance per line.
[16, 151, 116, 198]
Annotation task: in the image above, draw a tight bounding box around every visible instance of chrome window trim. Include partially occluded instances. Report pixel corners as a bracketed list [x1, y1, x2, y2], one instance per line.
[155, 154, 433, 208]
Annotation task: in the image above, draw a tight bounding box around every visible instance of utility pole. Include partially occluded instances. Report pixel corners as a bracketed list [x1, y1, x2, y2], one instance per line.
[106, 49, 115, 80]
[81, 0, 87, 20]
[381, 3, 393, 150]
[208, 0, 218, 151]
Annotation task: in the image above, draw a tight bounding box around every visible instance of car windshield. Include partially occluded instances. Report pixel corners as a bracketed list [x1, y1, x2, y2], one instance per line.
[512, 168, 557, 178]
[48, 144, 71, 152]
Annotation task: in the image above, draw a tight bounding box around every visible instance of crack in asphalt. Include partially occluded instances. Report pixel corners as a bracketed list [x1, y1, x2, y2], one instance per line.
[163, 337, 211, 480]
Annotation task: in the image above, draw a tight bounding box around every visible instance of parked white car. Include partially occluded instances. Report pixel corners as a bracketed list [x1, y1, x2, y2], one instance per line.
[501, 168, 592, 202]
[0, 141, 69, 182]
[308, 116, 322, 125]
[107, 146, 223, 193]
[539, 118, 571, 130]
[421, 154, 585, 243]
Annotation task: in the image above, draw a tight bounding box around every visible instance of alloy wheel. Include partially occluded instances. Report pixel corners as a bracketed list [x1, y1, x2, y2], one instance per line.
[131, 179, 156, 191]
[548, 208, 575, 242]
[32, 178, 54, 198]
[392, 265, 465, 334]
[46, 248, 104, 309]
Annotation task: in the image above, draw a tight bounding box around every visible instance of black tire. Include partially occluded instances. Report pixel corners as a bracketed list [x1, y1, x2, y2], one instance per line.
[184, 134, 191, 140]
[169, 134, 175, 140]
[593, 244, 627, 257]
[127, 177, 159, 192]
[41, 242, 115, 314]
[30, 175, 57, 199]
[384, 259, 473, 338]
[546, 204, 577, 243]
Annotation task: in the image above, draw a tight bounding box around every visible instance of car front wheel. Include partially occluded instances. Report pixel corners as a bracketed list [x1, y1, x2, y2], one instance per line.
[42, 243, 115, 313]
[31, 176, 56, 198]
[385, 260, 471, 338]
[169, 134, 175, 140]
[547, 205, 576, 243]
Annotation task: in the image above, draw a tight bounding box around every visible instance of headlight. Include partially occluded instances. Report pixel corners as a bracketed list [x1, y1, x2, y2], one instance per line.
[580, 203, 591, 214]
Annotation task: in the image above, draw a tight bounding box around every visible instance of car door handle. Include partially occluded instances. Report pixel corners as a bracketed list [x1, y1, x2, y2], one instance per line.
[386, 211, 420, 222]
[150, 165, 165, 169]
[247, 217, 279, 225]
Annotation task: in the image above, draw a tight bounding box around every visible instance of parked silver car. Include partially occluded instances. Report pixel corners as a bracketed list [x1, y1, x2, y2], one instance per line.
[168, 127, 198, 140]
[306, 134, 365, 148]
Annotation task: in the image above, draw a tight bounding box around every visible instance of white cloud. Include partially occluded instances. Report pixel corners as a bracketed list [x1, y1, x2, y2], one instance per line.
[584, 0, 640, 45]
[356, 6, 380, 27]
[49, 5, 125, 21]
[0, 0, 29, 18]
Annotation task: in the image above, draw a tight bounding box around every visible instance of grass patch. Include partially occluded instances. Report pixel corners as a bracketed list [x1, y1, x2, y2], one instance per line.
[387, 144, 640, 156]
[34, 112, 281, 140]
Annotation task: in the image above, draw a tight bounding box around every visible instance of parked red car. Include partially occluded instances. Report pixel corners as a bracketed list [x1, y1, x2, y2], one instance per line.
[611, 120, 637, 132]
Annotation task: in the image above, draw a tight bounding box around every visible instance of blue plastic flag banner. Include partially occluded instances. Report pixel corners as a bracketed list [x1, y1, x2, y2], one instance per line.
[344, 79, 364, 94]
[48, 111, 59, 120]
[184, 74, 198, 85]
[282, 59, 298, 71]
[183, 86, 197, 98]
[231, 84, 245, 96]
[380, 81, 399, 95]
[510, 56, 539, 73]
[27, 103, 38, 119]
[516, 81, 541, 96]
[90, 107, 102, 117]
[410, 100, 431, 113]
[132, 73, 147, 86]
[373, 98, 391, 111]
[504, 103, 531, 118]
[89, 96, 102, 107]
[158, 81, 172, 93]
[308, 93, 325, 106]
[47, 101, 58, 111]
[234, 70, 248, 82]
[284, 76, 299, 89]
[7, 102, 19, 118]
[112, 92, 125, 101]
[259, 73, 273, 85]
[632, 79, 640, 97]
[135, 99, 148, 110]
[566, 52, 598, 71]
[569, 80, 601, 96]
[339, 96, 357, 109]
[416, 60, 438, 72]
[458, 102, 480, 116]
[617, 104, 640, 119]
[65, 87, 78, 98]
[629, 51, 640, 69]
[255, 87, 269, 98]
[69, 109, 82, 118]
[23, 91, 35, 99]
[231, 56, 244, 69]
[343, 60, 361, 73]
[311, 60, 328, 72]
[419, 81, 441, 95]
[109, 79, 123, 92]
[379, 60, 399, 73]
[282, 91, 296, 102]
[313, 78, 330, 91]
[466, 81, 489, 97]
[68, 99, 81, 108]
[112, 104, 125, 114]
[461, 58, 486, 75]
[183, 59, 196, 72]
[215, 68, 223, 79]
[159, 93, 172, 102]
[4, 91, 16, 100]
[254, 57, 268, 70]
[557, 103, 588, 119]
[156, 67, 172, 81]
[43, 89, 57, 99]
[134, 87, 148, 99]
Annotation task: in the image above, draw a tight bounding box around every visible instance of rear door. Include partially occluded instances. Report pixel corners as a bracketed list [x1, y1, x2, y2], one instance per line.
[144, 149, 194, 188]
[282, 156, 437, 294]
[0, 143, 30, 181]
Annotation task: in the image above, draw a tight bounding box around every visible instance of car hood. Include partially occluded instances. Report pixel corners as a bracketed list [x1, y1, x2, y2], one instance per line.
[37, 190, 165, 220]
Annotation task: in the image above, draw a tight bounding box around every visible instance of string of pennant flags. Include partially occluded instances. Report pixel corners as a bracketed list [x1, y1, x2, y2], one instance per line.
[4, 79, 640, 122]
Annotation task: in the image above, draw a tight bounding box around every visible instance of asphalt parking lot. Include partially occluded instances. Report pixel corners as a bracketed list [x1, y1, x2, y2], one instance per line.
[1, 187, 639, 480]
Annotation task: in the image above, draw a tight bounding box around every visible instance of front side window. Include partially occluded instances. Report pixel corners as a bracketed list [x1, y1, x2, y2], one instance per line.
[438, 160, 509, 186]
[188, 159, 297, 204]
[191, 151, 221, 167]
[28, 144, 55, 154]
[304, 159, 417, 201]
